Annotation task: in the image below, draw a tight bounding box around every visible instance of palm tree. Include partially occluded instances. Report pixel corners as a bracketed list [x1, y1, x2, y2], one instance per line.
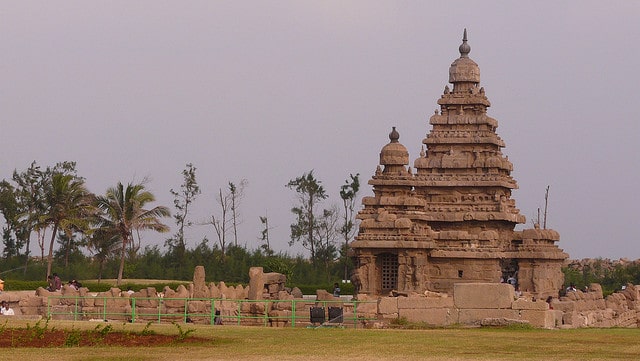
[40, 173, 95, 279]
[86, 227, 120, 282]
[95, 182, 170, 286]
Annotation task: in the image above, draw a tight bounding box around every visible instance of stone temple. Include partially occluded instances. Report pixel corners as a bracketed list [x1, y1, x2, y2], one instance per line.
[350, 30, 568, 299]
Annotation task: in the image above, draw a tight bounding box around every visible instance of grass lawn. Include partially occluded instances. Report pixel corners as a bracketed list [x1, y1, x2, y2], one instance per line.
[3, 318, 639, 361]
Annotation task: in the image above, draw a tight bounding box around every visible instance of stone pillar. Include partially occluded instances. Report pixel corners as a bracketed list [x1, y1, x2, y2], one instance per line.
[248, 267, 264, 300]
[193, 265, 208, 298]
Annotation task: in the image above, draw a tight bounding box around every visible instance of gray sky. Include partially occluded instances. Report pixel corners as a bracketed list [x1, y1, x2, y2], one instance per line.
[1, 1, 639, 260]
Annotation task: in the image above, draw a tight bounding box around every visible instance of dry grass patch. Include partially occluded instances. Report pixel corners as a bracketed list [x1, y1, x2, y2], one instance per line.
[2, 319, 639, 361]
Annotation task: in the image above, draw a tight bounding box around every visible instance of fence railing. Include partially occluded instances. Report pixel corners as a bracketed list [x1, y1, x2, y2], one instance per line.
[45, 296, 378, 328]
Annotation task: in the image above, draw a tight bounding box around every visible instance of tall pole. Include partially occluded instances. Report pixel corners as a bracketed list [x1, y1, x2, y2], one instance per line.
[543, 185, 550, 229]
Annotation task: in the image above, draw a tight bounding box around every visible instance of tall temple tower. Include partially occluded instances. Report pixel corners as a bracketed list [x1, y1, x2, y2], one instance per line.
[350, 30, 567, 298]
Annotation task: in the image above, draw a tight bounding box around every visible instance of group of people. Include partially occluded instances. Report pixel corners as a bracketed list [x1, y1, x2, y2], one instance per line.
[46, 273, 63, 292]
[47, 273, 84, 292]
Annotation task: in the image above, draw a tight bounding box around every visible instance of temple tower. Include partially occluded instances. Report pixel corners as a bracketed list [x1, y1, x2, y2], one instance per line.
[351, 30, 567, 298]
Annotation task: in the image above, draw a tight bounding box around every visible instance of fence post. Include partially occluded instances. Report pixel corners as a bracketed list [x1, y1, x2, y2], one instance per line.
[183, 298, 188, 323]
[74, 296, 79, 321]
[131, 297, 136, 323]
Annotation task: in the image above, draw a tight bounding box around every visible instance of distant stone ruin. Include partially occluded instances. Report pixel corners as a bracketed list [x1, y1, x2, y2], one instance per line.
[2, 263, 640, 328]
[350, 30, 567, 299]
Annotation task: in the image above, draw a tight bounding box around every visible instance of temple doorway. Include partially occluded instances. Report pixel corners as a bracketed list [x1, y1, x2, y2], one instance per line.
[501, 258, 519, 285]
[380, 253, 398, 292]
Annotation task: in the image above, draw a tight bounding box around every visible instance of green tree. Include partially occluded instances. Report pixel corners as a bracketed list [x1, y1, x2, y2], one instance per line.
[339, 173, 360, 281]
[286, 170, 328, 266]
[86, 227, 120, 281]
[0, 180, 21, 258]
[12, 162, 47, 272]
[258, 214, 273, 256]
[40, 170, 95, 278]
[166, 163, 200, 263]
[95, 181, 170, 285]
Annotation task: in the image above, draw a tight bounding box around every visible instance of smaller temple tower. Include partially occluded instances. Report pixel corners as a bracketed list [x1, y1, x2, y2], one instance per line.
[350, 30, 567, 299]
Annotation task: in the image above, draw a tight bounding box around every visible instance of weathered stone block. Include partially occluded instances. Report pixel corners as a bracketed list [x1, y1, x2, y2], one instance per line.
[263, 272, 286, 285]
[188, 300, 208, 313]
[520, 310, 555, 328]
[588, 283, 603, 299]
[268, 309, 291, 327]
[378, 297, 398, 314]
[398, 295, 454, 309]
[399, 308, 456, 326]
[511, 299, 549, 310]
[457, 309, 519, 325]
[248, 267, 264, 300]
[19, 296, 45, 307]
[551, 300, 574, 312]
[136, 307, 160, 319]
[562, 311, 587, 327]
[454, 283, 514, 309]
[19, 306, 42, 316]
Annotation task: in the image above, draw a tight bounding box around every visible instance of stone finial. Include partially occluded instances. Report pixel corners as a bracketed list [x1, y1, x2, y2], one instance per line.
[389, 126, 400, 143]
[459, 28, 471, 58]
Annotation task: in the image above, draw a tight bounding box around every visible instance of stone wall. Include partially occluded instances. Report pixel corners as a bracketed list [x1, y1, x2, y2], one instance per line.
[368, 282, 640, 329]
[2, 266, 334, 327]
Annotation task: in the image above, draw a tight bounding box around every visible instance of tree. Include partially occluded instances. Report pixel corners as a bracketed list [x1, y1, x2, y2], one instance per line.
[95, 181, 170, 286]
[209, 188, 231, 256]
[286, 171, 328, 265]
[0, 180, 21, 258]
[166, 163, 200, 262]
[258, 214, 273, 256]
[86, 227, 120, 281]
[339, 173, 360, 281]
[315, 205, 340, 278]
[12, 162, 47, 273]
[40, 171, 95, 278]
[228, 179, 247, 247]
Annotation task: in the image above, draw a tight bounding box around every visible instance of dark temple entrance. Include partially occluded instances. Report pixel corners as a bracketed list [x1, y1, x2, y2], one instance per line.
[380, 253, 398, 292]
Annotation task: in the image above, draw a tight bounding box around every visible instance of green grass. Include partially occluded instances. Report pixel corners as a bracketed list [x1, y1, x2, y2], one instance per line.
[3, 318, 640, 360]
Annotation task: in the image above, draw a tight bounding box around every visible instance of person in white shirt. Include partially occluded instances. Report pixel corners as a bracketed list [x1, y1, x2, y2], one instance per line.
[0, 301, 14, 315]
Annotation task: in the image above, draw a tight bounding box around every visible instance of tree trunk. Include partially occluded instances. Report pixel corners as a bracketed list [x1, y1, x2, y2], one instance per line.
[117, 236, 127, 286]
[46, 223, 58, 279]
[23, 231, 31, 276]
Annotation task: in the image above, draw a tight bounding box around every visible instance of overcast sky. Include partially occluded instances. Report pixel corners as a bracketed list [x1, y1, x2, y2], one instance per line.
[1, 1, 639, 260]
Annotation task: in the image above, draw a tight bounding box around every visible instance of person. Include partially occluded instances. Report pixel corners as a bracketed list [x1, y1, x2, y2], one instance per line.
[214, 309, 223, 325]
[53, 273, 62, 291]
[46, 275, 55, 291]
[546, 296, 554, 309]
[333, 282, 341, 297]
[126, 287, 135, 295]
[0, 301, 14, 316]
[566, 283, 577, 292]
[67, 279, 82, 290]
[0, 279, 4, 293]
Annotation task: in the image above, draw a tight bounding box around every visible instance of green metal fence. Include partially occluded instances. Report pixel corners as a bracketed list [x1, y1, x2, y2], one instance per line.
[45, 296, 377, 328]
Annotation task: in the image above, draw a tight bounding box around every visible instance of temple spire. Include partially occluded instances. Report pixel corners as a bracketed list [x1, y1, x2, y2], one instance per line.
[459, 28, 471, 58]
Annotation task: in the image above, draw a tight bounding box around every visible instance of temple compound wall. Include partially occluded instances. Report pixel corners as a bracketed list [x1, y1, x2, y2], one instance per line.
[364, 283, 640, 329]
[2, 266, 639, 328]
[350, 30, 567, 300]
